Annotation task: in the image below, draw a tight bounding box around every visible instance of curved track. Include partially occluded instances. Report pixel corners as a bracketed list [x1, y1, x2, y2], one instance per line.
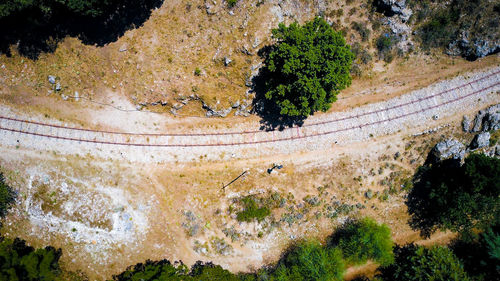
[0, 68, 499, 161]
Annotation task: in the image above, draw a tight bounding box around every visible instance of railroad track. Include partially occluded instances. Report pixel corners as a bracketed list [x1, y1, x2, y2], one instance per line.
[0, 68, 499, 161]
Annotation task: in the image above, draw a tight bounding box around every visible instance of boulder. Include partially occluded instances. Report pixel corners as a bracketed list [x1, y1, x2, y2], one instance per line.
[55, 83, 61, 91]
[483, 113, 500, 131]
[48, 75, 56, 84]
[430, 139, 465, 162]
[470, 132, 490, 149]
[462, 116, 471, 132]
[375, 0, 412, 22]
[224, 56, 232, 66]
[471, 110, 486, 132]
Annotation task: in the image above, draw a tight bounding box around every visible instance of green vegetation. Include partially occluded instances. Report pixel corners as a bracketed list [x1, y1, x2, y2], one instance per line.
[0, 0, 118, 18]
[332, 218, 394, 266]
[0, 237, 62, 280]
[227, 0, 238, 8]
[378, 244, 471, 281]
[269, 241, 345, 281]
[451, 225, 500, 281]
[262, 17, 353, 118]
[407, 154, 500, 237]
[114, 260, 239, 281]
[113, 217, 393, 281]
[0, 172, 15, 219]
[375, 35, 394, 63]
[411, 0, 500, 59]
[236, 196, 271, 222]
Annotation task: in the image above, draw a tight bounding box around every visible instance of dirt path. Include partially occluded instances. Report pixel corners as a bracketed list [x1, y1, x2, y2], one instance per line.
[0, 67, 499, 162]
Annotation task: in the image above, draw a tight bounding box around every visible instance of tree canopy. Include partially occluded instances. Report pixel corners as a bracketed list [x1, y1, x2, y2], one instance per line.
[0, 0, 116, 18]
[407, 154, 500, 237]
[261, 17, 353, 118]
[0, 237, 62, 281]
[378, 244, 471, 281]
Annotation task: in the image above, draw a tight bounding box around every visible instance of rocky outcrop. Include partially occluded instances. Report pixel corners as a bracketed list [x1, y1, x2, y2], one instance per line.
[470, 104, 500, 132]
[470, 132, 490, 149]
[375, 0, 412, 22]
[430, 139, 465, 163]
[448, 33, 500, 60]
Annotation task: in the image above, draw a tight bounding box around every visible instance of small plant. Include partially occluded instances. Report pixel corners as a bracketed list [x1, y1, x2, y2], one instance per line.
[227, 0, 238, 8]
[236, 196, 270, 222]
[194, 68, 201, 76]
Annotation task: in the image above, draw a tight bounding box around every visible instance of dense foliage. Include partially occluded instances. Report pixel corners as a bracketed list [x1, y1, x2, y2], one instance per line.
[0, 0, 116, 18]
[0, 237, 62, 280]
[378, 244, 470, 281]
[262, 17, 353, 118]
[332, 218, 394, 266]
[0, 172, 15, 218]
[407, 154, 500, 237]
[114, 260, 240, 281]
[268, 241, 345, 281]
[451, 225, 500, 281]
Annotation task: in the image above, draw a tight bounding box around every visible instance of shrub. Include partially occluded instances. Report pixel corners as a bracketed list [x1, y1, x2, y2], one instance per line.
[194, 68, 202, 76]
[0, 172, 15, 218]
[376, 35, 394, 61]
[270, 241, 345, 281]
[378, 244, 471, 281]
[333, 218, 394, 266]
[227, 0, 238, 8]
[236, 197, 271, 222]
[262, 17, 353, 118]
[352, 22, 370, 42]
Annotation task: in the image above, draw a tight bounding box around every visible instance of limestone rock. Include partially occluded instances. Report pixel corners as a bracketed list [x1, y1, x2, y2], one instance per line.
[470, 132, 490, 149]
[462, 116, 471, 132]
[430, 139, 465, 162]
[48, 75, 56, 84]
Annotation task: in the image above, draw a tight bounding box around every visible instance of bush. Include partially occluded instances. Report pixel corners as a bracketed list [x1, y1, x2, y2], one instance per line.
[376, 35, 394, 62]
[332, 218, 394, 266]
[352, 22, 371, 42]
[0, 237, 62, 280]
[270, 241, 345, 281]
[0, 172, 15, 218]
[262, 17, 353, 118]
[227, 0, 238, 8]
[378, 244, 471, 281]
[407, 154, 500, 237]
[236, 197, 271, 222]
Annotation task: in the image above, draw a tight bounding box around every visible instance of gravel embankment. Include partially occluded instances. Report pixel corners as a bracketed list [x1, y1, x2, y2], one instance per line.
[0, 67, 499, 162]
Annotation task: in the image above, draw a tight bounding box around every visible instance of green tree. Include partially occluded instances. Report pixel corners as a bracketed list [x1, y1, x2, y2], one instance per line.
[262, 17, 353, 118]
[0, 172, 15, 219]
[407, 154, 500, 237]
[451, 225, 500, 281]
[332, 218, 394, 266]
[0, 237, 62, 281]
[378, 244, 470, 281]
[269, 241, 345, 281]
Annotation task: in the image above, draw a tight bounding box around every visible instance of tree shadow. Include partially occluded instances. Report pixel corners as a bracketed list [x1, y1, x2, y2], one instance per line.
[0, 0, 164, 60]
[405, 158, 463, 238]
[250, 46, 306, 131]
